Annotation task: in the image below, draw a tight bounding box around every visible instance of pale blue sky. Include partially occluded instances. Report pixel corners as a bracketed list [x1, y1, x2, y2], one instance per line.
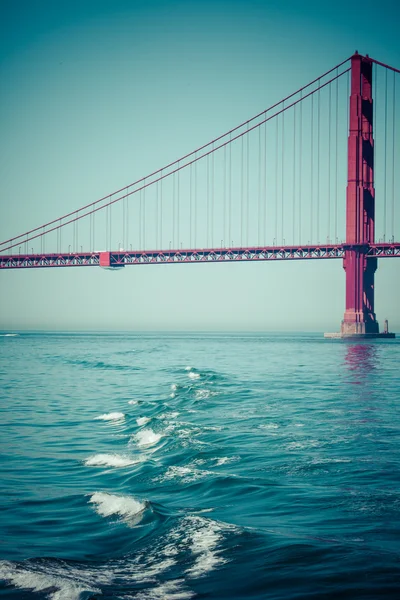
[0, 0, 399, 331]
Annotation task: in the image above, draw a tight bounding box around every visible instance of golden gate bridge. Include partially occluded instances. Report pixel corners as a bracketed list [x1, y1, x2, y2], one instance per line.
[1, 52, 399, 338]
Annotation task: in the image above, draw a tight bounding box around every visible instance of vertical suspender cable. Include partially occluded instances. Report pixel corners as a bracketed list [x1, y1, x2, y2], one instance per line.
[193, 158, 197, 248]
[109, 203, 112, 251]
[392, 71, 396, 241]
[207, 154, 210, 247]
[126, 191, 129, 250]
[143, 185, 145, 250]
[258, 126, 261, 245]
[122, 194, 125, 249]
[241, 135, 244, 246]
[281, 101, 284, 244]
[310, 94, 313, 243]
[229, 137, 232, 246]
[293, 104, 296, 245]
[177, 162, 180, 247]
[263, 117, 267, 245]
[384, 68, 388, 241]
[190, 164, 193, 248]
[211, 148, 215, 247]
[224, 145, 227, 247]
[299, 91, 302, 245]
[172, 173, 176, 248]
[106, 204, 109, 250]
[317, 82, 320, 243]
[335, 70, 338, 242]
[246, 123, 250, 246]
[275, 116, 278, 243]
[155, 182, 159, 248]
[139, 191, 142, 249]
[160, 173, 163, 249]
[328, 84, 331, 242]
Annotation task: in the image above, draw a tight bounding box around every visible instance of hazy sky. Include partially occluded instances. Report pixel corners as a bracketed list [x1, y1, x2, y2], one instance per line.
[1, 0, 399, 332]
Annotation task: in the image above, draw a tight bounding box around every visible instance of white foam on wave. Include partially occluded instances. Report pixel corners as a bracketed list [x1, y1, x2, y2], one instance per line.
[187, 516, 240, 578]
[135, 428, 162, 447]
[173, 516, 237, 579]
[161, 465, 213, 483]
[215, 456, 238, 466]
[1, 333, 18, 337]
[188, 371, 200, 380]
[89, 491, 146, 525]
[0, 560, 109, 600]
[128, 558, 177, 584]
[287, 439, 320, 450]
[85, 453, 140, 468]
[137, 416, 151, 427]
[171, 383, 178, 391]
[135, 579, 195, 599]
[259, 423, 279, 429]
[128, 400, 138, 405]
[195, 388, 212, 399]
[184, 366, 193, 371]
[95, 412, 125, 421]
[157, 411, 179, 421]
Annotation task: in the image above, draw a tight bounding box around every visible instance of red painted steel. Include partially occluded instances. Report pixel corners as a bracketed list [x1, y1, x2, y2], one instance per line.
[99, 252, 111, 267]
[341, 53, 379, 336]
[1, 244, 399, 269]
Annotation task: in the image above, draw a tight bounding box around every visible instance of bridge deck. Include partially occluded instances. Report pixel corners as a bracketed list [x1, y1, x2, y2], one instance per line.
[1, 243, 399, 269]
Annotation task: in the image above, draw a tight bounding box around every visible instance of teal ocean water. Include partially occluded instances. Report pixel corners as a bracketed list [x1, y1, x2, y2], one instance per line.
[0, 332, 399, 599]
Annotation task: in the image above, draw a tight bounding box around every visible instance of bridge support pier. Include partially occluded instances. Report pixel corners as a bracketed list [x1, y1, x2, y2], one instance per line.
[326, 52, 394, 339]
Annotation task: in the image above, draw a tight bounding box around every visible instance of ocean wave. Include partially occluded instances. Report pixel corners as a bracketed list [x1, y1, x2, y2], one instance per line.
[89, 491, 146, 525]
[134, 428, 162, 447]
[0, 333, 19, 337]
[137, 416, 151, 427]
[67, 358, 139, 371]
[85, 453, 140, 468]
[95, 412, 125, 421]
[0, 559, 108, 600]
[128, 399, 138, 405]
[0, 513, 239, 599]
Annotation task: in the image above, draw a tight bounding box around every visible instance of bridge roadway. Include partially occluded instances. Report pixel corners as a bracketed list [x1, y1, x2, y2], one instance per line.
[1, 243, 400, 269]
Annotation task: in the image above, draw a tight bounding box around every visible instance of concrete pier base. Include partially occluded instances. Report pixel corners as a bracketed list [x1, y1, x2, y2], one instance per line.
[324, 332, 395, 339]
[325, 318, 395, 339]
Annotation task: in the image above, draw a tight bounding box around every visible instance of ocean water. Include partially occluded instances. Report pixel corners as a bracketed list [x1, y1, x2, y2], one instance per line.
[0, 332, 400, 599]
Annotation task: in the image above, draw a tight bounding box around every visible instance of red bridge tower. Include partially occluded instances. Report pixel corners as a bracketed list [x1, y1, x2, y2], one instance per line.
[338, 52, 394, 338]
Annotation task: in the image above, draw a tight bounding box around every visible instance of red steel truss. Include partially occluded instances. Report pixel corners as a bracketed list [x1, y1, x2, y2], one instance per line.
[1, 243, 399, 269]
